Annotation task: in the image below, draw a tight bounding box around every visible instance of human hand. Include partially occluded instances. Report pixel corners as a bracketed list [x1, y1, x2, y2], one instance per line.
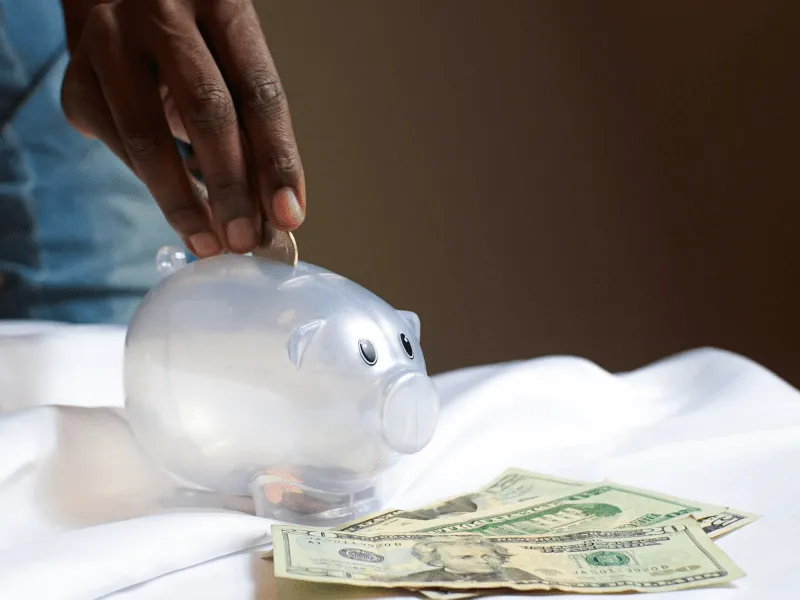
[60, 0, 305, 257]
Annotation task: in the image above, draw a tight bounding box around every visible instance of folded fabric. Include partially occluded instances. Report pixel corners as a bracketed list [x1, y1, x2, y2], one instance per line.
[0, 322, 126, 411]
[0, 322, 796, 599]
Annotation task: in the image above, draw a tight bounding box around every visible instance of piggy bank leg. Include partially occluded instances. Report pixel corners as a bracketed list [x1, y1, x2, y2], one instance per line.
[248, 472, 382, 526]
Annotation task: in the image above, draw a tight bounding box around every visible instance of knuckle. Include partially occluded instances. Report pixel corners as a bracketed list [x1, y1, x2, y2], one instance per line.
[130, 0, 187, 44]
[262, 126, 300, 177]
[83, 3, 118, 43]
[123, 134, 160, 162]
[213, 0, 251, 23]
[153, 0, 185, 20]
[271, 151, 299, 176]
[207, 177, 249, 206]
[186, 78, 237, 134]
[142, 0, 189, 37]
[242, 70, 285, 118]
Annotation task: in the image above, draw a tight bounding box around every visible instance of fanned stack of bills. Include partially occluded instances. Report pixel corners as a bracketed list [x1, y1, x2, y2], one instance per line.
[268, 468, 759, 596]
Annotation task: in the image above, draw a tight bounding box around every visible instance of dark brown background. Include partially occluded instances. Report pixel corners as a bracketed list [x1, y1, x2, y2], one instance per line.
[255, 0, 799, 383]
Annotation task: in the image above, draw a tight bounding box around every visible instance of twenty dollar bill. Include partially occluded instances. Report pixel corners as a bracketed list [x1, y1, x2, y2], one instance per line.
[272, 519, 744, 593]
[337, 468, 756, 540]
[341, 481, 725, 537]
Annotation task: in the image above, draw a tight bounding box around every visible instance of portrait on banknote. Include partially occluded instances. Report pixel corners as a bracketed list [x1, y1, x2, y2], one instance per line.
[397, 537, 540, 583]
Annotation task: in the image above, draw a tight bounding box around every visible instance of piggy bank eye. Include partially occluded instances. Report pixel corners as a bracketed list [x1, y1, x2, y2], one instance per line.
[399, 333, 414, 359]
[358, 339, 377, 365]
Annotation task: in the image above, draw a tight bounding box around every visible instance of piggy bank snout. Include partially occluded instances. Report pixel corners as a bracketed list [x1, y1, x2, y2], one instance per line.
[380, 372, 439, 454]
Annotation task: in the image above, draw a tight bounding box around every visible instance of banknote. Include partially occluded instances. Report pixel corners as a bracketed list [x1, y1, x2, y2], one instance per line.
[473, 468, 758, 539]
[418, 509, 762, 600]
[477, 470, 758, 540]
[334, 468, 587, 536]
[467, 467, 587, 507]
[469, 469, 759, 539]
[419, 593, 484, 600]
[696, 509, 761, 538]
[341, 481, 726, 537]
[418, 508, 761, 600]
[271, 519, 744, 593]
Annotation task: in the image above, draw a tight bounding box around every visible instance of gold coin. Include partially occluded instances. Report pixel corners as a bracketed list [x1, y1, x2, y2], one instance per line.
[252, 224, 298, 267]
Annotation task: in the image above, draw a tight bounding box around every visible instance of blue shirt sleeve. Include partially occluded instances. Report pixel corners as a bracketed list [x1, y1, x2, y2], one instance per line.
[0, 0, 184, 324]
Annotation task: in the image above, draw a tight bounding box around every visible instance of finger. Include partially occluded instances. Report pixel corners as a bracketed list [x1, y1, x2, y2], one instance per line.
[84, 5, 220, 257]
[61, 48, 131, 166]
[147, 5, 258, 254]
[200, 0, 306, 232]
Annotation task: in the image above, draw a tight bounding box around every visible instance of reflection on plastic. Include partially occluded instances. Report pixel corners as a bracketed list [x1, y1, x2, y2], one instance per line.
[155, 245, 187, 277]
[124, 254, 440, 525]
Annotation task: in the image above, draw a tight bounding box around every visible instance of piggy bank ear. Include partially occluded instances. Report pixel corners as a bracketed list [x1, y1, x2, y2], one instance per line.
[398, 310, 421, 341]
[287, 319, 325, 368]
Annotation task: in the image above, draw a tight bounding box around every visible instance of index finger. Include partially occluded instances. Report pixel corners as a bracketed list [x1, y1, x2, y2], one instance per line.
[199, 0, 306, 232]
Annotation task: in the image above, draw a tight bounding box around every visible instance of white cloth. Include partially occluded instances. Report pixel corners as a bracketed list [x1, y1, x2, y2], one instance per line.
[0, 321, 796, 600]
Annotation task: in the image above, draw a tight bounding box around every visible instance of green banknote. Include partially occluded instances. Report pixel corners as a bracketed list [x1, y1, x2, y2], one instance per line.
[696, 509, 761, 538]
[272, 519, 744, 593]
[468, 471, 758, 540]
[335, 468, 587, 535]
[417, 511, 759, 600]
[467, 468, 587, 505]
[341, 481, 725, 537]
[262, 468, 583, 561]
[337, 468, 754, 539]
[262, 468, 759, 570]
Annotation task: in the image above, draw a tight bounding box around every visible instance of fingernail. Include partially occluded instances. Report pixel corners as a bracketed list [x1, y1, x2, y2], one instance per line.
[272, 187, 304, 228]
[189, 232, 221, 257]
[226, 217, 258, 252]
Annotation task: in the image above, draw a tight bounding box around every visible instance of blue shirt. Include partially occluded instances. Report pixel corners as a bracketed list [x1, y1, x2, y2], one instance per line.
[0, 0, 182, 323]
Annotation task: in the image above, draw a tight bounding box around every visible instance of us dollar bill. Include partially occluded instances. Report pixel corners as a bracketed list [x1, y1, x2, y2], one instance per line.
[695, 509, 761, 538]
[419, 593, 486, 600]
[340, 481, 726, 537]
[417, 511, 761, 600]
[417, 508, 760, 600]
[333, 468, 586, 536]
[272, 519, 744, 593]
[336, 468, 754, 540]
[463, 467, 587, 506]
[262, 468, 759, 565]
[482, 469, 760, 539]
[262, 468, 583, 561]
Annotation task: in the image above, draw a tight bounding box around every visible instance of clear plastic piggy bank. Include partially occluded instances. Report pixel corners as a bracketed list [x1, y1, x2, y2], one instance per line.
[124, 253, 440, 525]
